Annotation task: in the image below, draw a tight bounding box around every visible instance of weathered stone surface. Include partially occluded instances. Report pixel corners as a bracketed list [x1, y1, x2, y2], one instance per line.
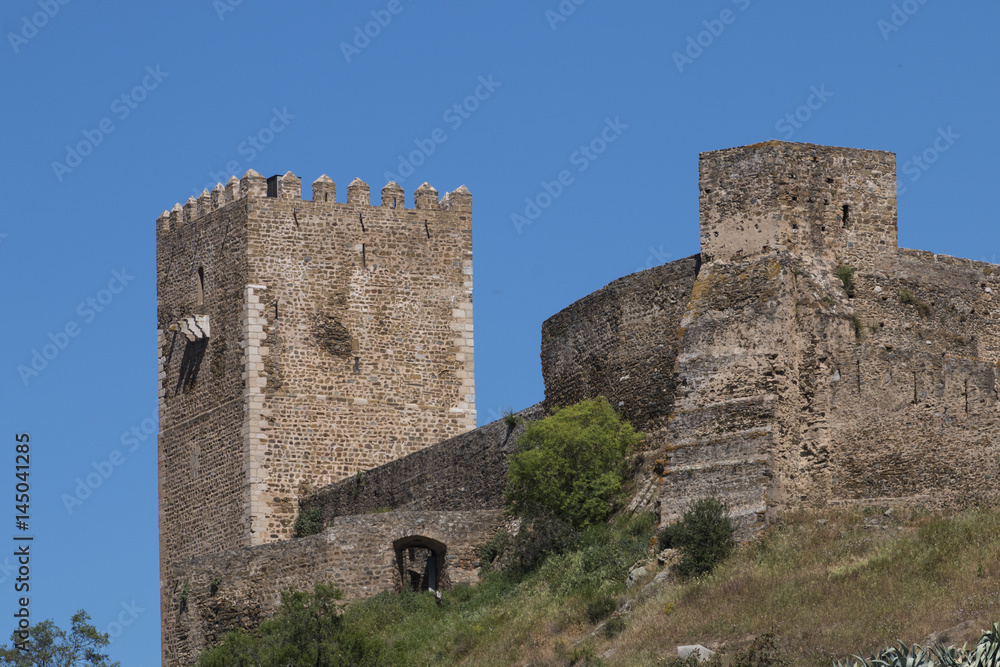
[161, 510, 501, 665]
[678, 645, 716, 662]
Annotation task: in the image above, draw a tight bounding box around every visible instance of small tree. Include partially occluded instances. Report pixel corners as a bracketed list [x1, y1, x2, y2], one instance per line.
[658, 497, 736, 578]
[504, 397, 643, 529]
[0, 610, 119, 666]
[293, 507, 324, 538]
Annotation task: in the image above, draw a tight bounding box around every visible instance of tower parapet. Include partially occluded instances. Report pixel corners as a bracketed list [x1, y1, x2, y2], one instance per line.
[699, 141, 897, 268]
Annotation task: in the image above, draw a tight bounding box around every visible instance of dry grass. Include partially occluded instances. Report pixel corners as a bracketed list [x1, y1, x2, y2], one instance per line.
[346, 506, 1000, 666]
[604, 506, 1000, 666]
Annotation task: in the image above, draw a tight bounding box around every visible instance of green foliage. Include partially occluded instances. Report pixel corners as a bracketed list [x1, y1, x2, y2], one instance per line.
[898, 288, 932, 318]
[585, 595, 617, 623]
[501, 407, 519, 430]
[602, 615, 626, 639]
[197, 583, 386, 667]
[209, 577, 221, 596]
[852, 316, 863, 339]
[504, 397, 644, 529]
[837, 265, 857, 297]
[0, 610, 119, 667]
[476, 530, 510, 574]
[507, 514, 579, 578]
[732, 633, 788, 667]
[658, 497, 736, 578]
[293, 507, 323, 538]
[836, 623, 1000, 667]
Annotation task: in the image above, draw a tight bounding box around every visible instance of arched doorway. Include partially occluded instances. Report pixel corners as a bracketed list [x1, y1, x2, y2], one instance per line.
[393, 535, 447, 592]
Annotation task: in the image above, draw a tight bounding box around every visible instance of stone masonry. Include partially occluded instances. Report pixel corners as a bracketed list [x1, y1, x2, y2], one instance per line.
[543, 141, 1000, 536]
[159, 141, 1000, 663]
[157, 173, 475, 663]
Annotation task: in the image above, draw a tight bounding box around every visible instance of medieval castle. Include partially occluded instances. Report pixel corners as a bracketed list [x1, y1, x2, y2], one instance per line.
[157, 142, 1000, 664]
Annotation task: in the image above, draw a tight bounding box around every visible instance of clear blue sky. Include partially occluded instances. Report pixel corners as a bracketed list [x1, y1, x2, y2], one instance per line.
[1, 1, 997, 663]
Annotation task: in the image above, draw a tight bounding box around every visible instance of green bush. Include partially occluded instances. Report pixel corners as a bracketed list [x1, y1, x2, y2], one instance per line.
[732, 633, 788, 667]
[658, 497, 736, 578]
[293, 507, 324, 538]
[198, 584, 387, 666]
[504, 397, 644, 529]
[586, 595, 617, 623]
[508, 514, 578, 578]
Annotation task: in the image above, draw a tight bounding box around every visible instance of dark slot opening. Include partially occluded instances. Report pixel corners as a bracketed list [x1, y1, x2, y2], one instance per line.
[392, 197, 397, 208]
[359, 213, 366, 233]
[354, 357, 360, 374]
[842, 204, 850, 228]
[361, 243, 366, 269]
[196, 267, 205, 306]
[424, 222, 431, 239]
[324, 193, 328, 202]
[266, 175, 279, 198]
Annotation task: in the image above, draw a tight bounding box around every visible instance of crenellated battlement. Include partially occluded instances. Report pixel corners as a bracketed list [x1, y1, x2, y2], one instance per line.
[157, 169, 472, 234]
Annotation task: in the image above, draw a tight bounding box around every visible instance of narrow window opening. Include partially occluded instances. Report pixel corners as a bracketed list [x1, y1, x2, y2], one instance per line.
[424, 222, 431, 239]
[842, 204, 850, 228]
[274, 300, 278, 319]
[354, 357, 360, 374]
[324, 193, 328, 202]
[392, 197, 397, 208]
[359, 213, 366, 233]
[361, 243, 366, 269]
[196, 267, 205, 306]
[266, 175, 279, 198]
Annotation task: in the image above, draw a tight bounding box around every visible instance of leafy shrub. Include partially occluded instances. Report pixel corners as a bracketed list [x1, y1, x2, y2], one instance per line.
[586, 595, 617, 623]
[508, 514, 578, 578]
[658, 497, 735, 578]
[293, 506, 324, 538]
[504, 397, 644, 529]
[477, 530, 510, 573]
[732, 633, 788, 667]
[899, 288, 914, 304]
[198, 584, 387, 666]
[837, 265, 857, 297]
[602, 616, 625, 639]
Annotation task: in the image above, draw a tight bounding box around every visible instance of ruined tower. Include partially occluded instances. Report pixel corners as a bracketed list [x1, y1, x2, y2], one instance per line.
[155, 170, 475, 574]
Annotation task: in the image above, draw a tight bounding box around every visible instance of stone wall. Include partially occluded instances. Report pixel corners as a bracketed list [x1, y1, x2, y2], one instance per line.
[698, 141, 897, 270]
[160, 509, 502, 665]
[300, 404, 545, 523]
[540, 257, 700, 434]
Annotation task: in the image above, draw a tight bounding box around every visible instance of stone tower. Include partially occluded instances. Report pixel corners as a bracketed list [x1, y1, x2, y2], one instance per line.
[155, 170, 475, 574]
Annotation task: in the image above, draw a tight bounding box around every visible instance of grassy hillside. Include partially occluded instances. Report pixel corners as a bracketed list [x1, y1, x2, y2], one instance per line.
[344, 505, 1000, 666]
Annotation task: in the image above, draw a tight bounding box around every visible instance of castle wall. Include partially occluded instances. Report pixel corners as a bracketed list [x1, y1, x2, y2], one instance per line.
[160, 509, 502, 665]
[156, 200, 251, 561]
[300, 404, 545, 522]
[540, 257, 700, 434]
[241, 173, 476, 542]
